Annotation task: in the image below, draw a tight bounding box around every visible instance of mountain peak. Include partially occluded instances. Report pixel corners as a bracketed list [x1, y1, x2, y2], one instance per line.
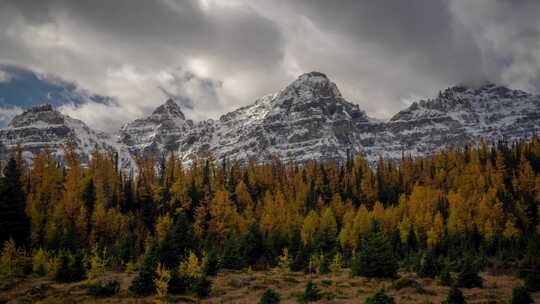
[292, 71, 331, 86]
[279, 71, 342, 104]
[298, 71, 328, 79]
[9, 103, 65, 128]
[30, 102, 54, 112]
[152, 98, 185, 120]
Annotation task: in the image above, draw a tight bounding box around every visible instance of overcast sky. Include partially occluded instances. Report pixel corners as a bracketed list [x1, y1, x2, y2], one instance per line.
[1, 0, 540, 132]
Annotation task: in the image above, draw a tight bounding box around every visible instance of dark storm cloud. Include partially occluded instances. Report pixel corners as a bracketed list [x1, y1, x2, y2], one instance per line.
[158, 69, 223, 112]
[288, 0, 485, 82]
[0, 0, 539, 130]
[0, 0, 286, 130]
[449, 0, 540, 91]
[2, 0, 284, 70]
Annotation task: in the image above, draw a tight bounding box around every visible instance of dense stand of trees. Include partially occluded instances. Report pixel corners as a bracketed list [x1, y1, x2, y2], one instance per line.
[1, 136, 540, 298]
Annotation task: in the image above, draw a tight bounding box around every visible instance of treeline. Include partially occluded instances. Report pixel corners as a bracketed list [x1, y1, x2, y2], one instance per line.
[1, 136, 540, 298]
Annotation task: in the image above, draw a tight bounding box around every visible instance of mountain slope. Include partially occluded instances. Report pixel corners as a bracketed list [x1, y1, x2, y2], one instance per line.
[119, 99, 194, 158]
[0, 103, 130, 166]
[196, 72, 371, 162]
[117, 72, 374, 163]
[382, 83, 540, 158]
[2, 72, 540, 167]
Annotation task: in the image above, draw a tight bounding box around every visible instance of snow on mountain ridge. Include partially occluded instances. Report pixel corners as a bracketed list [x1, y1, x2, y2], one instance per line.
[2, 73, 540, 168]
[0, 102, 132, 167]
[118, 99, 194, 159]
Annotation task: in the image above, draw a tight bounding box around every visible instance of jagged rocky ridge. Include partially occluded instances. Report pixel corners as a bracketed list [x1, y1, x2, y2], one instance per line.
[1, 72, 540, 167]
[0, 103, 132, 167]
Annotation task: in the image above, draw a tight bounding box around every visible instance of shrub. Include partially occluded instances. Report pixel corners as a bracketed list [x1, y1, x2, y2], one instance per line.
[510, 285, 533, 304]
[71, 251, 86, 281]
[169, 251, 212, 296]
[125, 260, 136, 274]
[168, 269, 192, 295]
[524, 271, 540, 292]
[129, 248, 157, 296]
[203, 249, 220, 276]
[178, 251, 203, 279]
[278, 248, 291, 270]
[290, 246, 308, 272]
[222, 237, 244, 270]
[417, 251, 438, 278]
[260, 288, 281, 304]
[391, 277, 423, 292]
[87, 280, 120, 297]
[32, 248, 48, 276]
[519, 243, 540, 292]
[53, 250, 86, 283]
[352, 232, 398, 278]
[87, 246, 107, 280]
[442, 286, 466, 304]
[46, 256, 57, 278]
[329, 252, 343, 274]
[154, 264, 171, 304]
[54, 251, 72, 282]
[299, 281, 322, 303]
[519, 247, 540, 292]
[438, 265, 453, 286]
[365, 289, 395, 304]
[308, 253, 323, 274]
[319, 255, 330, 274]
[0, 239, 25, 277]
[193, 276, 212, 298]
[456, 259, 482, 288]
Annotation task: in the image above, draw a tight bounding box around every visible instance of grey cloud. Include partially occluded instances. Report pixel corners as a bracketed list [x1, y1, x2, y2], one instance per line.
[449, 0, 540, 91]
[158, 69, 223, 113]
[0, 0, 539, 130]
[3, 0, 285, 70]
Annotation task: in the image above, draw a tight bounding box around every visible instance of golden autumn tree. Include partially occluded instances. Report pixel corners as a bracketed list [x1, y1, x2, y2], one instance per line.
[301, 210, 320, 246]
[208, 189, 240, 241]
[26, 149, 63, 247]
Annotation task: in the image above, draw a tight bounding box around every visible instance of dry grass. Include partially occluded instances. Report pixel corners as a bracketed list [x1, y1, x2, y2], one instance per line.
[1, 269, 539, 303]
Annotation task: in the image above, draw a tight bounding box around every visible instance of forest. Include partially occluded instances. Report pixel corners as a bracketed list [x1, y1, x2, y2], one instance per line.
[1, 136, 540, 303]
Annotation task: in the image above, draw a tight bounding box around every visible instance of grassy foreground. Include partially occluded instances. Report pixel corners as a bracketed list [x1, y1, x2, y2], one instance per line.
[1, 269, 538, 303]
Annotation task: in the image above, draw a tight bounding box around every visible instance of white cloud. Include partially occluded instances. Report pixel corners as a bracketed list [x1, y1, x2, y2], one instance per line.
[0, 70, 12, 83]
[0, 106, 22, 127]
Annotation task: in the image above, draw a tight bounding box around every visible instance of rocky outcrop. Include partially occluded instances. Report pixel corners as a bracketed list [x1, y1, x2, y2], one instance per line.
[0, 103, 129, 166]
[118, 99, 193, 158]
[2, 73, 540, 168]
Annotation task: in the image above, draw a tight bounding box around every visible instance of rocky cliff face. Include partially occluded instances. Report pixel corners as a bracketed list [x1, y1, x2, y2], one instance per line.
[0, 103, 130, 166]
[118, 99, 193, 158]
[382, 83, 540, 158]
[2, 73, 540, 167]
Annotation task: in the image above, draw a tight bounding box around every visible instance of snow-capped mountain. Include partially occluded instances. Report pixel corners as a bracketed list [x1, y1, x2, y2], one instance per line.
[380, 83, 540, 159]
[183, 72, 371, 162]
[0, 103, 131, 166]
[2, 72, 540, 168]
[119, 99, 194, 158]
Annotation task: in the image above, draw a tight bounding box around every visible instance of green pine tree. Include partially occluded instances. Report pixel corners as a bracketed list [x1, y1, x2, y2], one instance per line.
[260, 288, 281, 304]
[510, 285, 533, 304]
[299, 281, 322, 302]
[365, 289, 395, 304]
[0, 158, 28, 246]
[417, 250, 438, 278]
[443, 286, 466, 304]
[352, 231, 398, 278]
[129, 243, 158, 296]
[519, 240, 540, 292]
[456, 259, 482, 288]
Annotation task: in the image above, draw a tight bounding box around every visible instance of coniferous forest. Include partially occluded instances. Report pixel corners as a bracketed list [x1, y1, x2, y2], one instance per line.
[1, 137, 540, 303]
